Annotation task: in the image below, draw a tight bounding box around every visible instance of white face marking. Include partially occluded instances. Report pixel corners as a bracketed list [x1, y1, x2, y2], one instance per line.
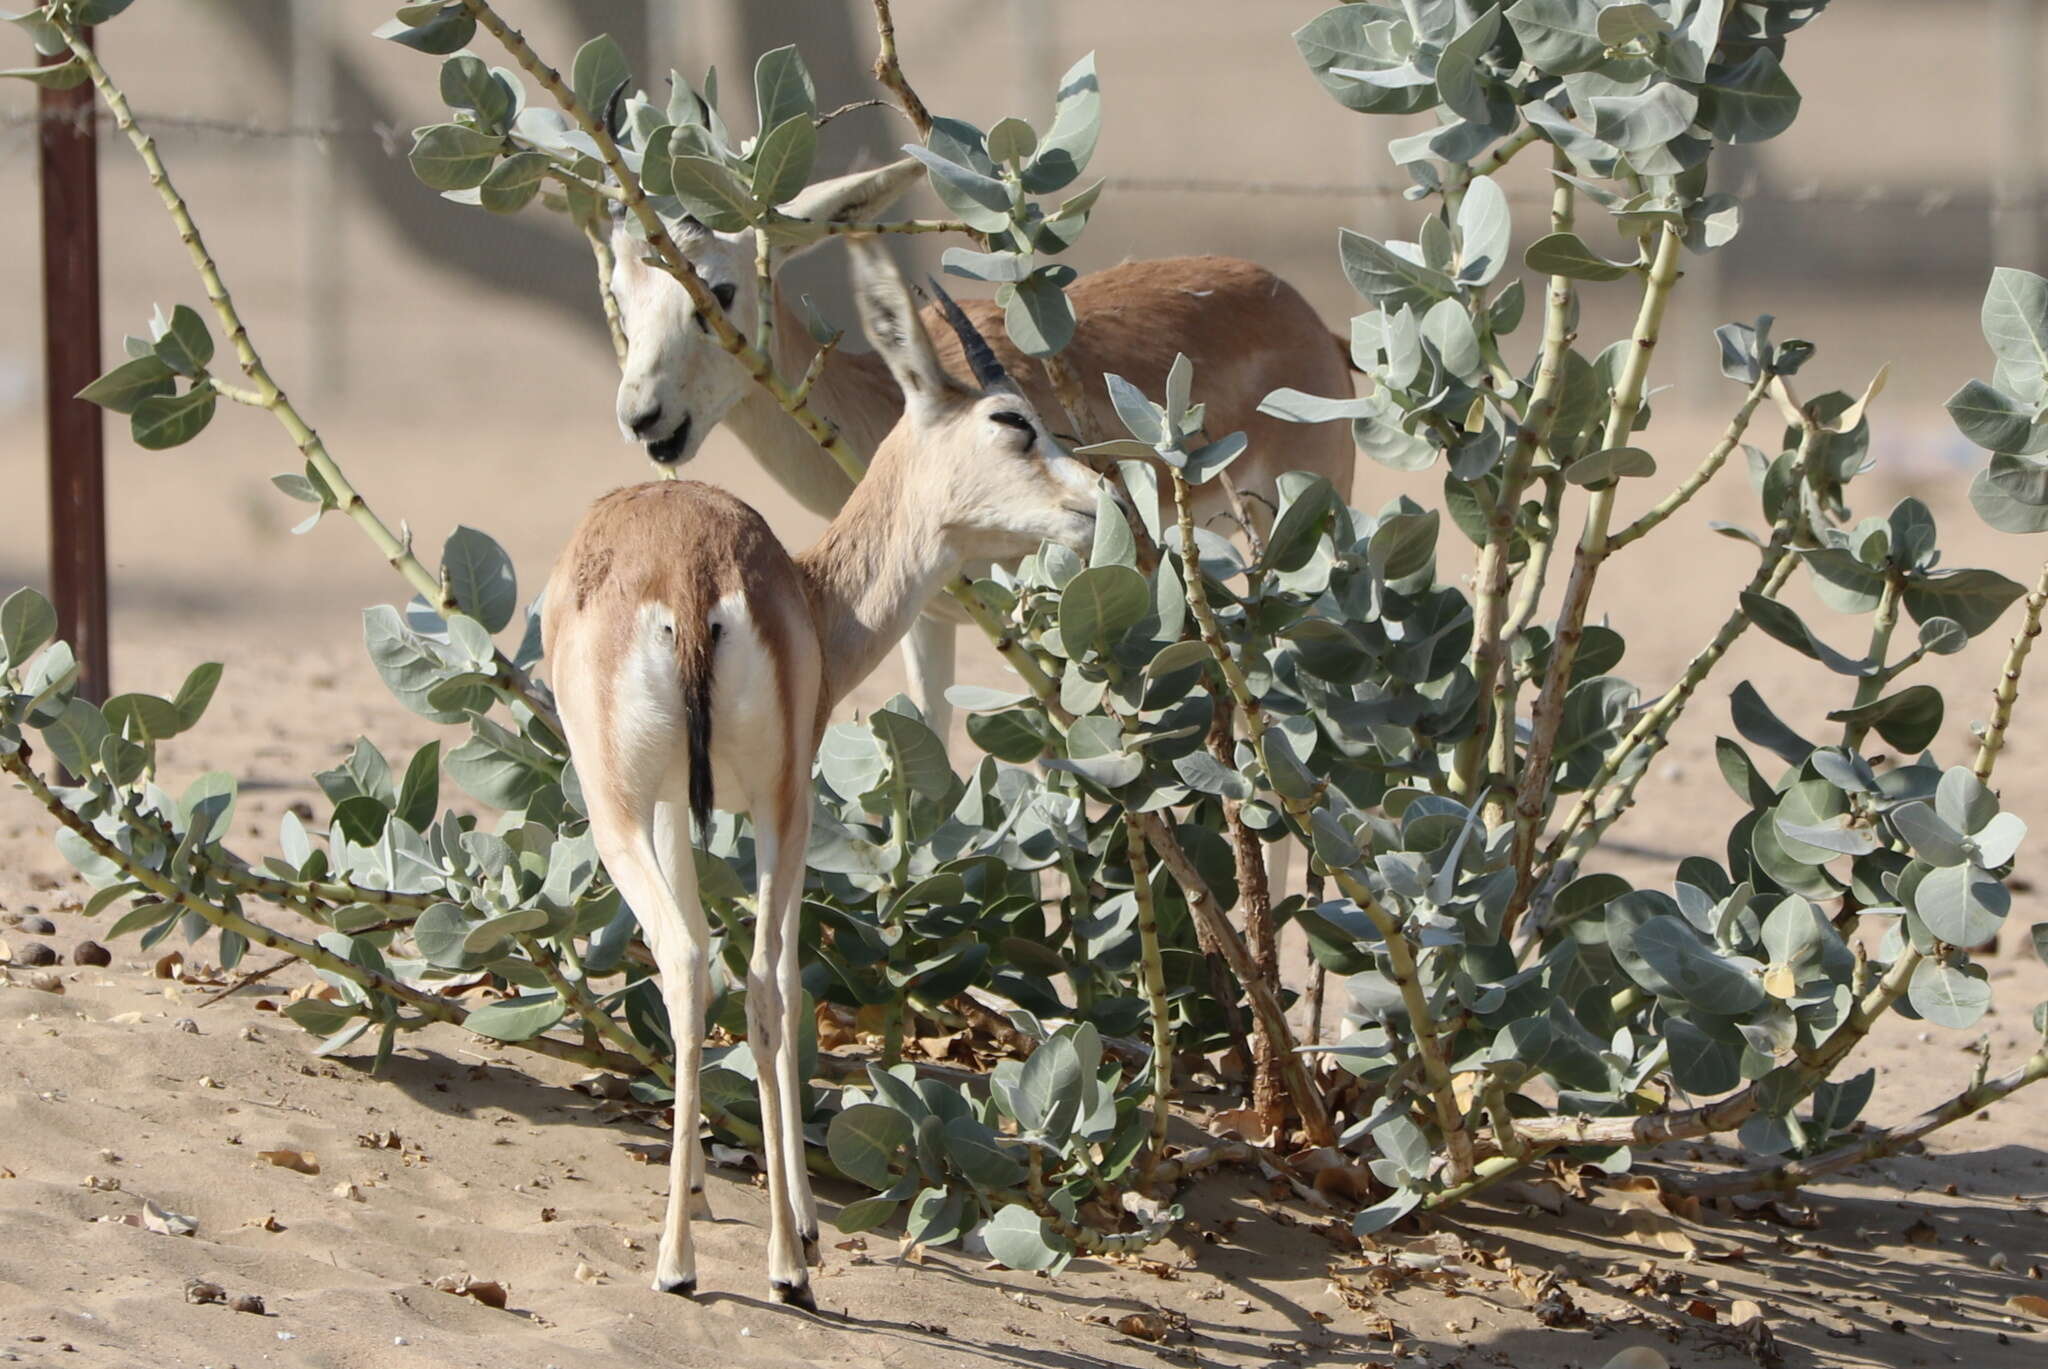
[919, 391, 1103, 559]
[611, 219, 760, 468]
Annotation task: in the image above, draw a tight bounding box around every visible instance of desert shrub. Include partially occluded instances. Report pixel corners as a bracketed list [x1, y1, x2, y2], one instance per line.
[6, 0, 2046, 1272]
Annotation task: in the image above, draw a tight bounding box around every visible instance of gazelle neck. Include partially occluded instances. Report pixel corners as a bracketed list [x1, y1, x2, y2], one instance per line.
[720, 291, 905, 520]
[792, 453, 962, 718]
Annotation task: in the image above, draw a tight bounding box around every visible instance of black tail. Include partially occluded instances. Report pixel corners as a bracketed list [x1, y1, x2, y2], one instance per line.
[683, 621, 719, 836]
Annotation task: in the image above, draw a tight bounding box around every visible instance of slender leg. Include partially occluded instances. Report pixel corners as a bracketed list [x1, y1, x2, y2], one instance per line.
[746, 811, 813, 1308]
[654, 800, 713, 1221]
[600, 828, 711, 1296]
[768, 801, 820, 1265]
[900, 612, 957, 745]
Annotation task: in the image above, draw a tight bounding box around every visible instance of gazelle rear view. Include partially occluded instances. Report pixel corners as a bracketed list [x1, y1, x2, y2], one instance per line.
[541, 242, 1102, 1306]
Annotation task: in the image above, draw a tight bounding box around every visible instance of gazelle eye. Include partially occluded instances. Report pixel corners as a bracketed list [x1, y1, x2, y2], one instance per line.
[989, 410, 1034, 438]
[712, 282, 737, 310]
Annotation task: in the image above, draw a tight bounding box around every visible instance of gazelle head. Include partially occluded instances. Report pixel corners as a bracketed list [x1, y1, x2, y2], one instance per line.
[610, 160, 925, 466]
[849, 240, 1103, 560]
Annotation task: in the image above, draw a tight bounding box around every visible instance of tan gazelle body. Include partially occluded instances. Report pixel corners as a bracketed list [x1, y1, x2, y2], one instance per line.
[606, 158, 1357, 741]
[543, 241, 1103, 1306]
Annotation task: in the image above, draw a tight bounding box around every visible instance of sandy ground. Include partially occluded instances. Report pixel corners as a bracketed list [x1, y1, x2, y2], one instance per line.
[3, 2, 2048, 1365]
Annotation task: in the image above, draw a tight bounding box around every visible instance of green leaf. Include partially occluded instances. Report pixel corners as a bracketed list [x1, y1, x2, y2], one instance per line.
[1826, 685, 1944, 753]
[441, 526, 518, 634]
[1059, 565, 1149, 655]
[464, 991, 567, 1042]
[870, 707, 956, 803]
[77, 355, 174, 414]
[408, 122, 502, 192]
[1523, 232, 1631, 282]
[751, 44, 816, 135]
[1021, 51, 1100, 193]
[1981, 267, 2048, 396]
[905, 144, 1012, 234]
[1594, 2, 1668, 44]
[151, 304, 214, 377]
[1590, 81, 1698, 153]
[668, 154, 759, 231]
[39, 697, 108, 778]
[1730, 681, 1813, 766]
[1014, 1032, 1082, 1139]
[827, 1103, 912, 1191]
[1564, 446, 1655, 487]
[462, 906, 547, 955]
[1339, 230, 1457, 310]
[1002, 271, 1077, 357]
[942, 1117, 1028, 1189]
[834, 1194, 900, 1235]
[1913, 863, 2010, 947]
[397, 740, 442, 833]
[1699, 49, 1802, 145]
[982, 1203, 1064, 1271]
[478, 150, 550, 214]
[1946, 379, 2037, 452]
[1455, 175, 1511, 286]
[570, 34, 631, 125]
[373, 6, 475, 55]
[1259, 388, 1376, 425]
[1908, 958, 1991, 1029]
[0, 586, 58, 669]
[1609, 907, 1765, 1015]
[129, 385, 216, 450]
[1903, 568, 2025, 638]
[0, 59, 87, 89]
[1505, 0, 1606, 75]
[101, 692, 182, 743]
[749, 113, 816, 208]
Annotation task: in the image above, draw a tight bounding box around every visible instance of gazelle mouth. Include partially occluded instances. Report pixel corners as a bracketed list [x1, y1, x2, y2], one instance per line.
[646, 414, 692, 465]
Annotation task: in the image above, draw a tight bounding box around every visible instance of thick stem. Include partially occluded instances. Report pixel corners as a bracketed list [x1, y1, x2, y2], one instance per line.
[1207, 691, 1284, 1130]
[1126, 815, 1174, 1178]
[52, 19, 556, 732]
[1462, 153, 1576, 808]
[1510, 224, 1686, 916]
[869, 0, 932, 138]
[1688, 1048, 2048, 1197]
[1975, 557, 2048, 782]
[1839, 574, 1903, 752]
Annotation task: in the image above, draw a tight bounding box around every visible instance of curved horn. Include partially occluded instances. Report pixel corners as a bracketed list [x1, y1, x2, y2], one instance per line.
[926, 276, 1011, 391]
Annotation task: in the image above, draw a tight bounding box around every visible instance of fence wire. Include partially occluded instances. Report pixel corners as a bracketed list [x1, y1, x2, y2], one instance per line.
[3, 107, 2042, 218]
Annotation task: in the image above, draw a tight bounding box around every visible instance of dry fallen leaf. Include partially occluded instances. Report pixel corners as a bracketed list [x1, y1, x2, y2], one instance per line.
[153, 951, 183, 979]
[1114, 1312, 1173, 1343]
[432, 1274, 508, 1309]
[573, 1261, 605, 1285]
[1729, 1298, 1764, 1327]
[2010, 1293, 2048, 1321]
[245, 1213, 284, 1232]
[258, 1149, 319, 1175]
[331, 1182, 364, 1202]
[1902, 1217, 1939, 1246]
[184, 1279, 225, 1305]
[81, 1174, 121, 1193]
[141, 1199, 197, 1236]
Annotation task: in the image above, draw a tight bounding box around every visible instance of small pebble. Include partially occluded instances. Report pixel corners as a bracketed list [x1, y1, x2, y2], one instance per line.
[27, 972, 62, 995]
[228, 1294, 265, 1315]
[393, 1336, 409, 1346]
[18, 915, 55, 935]
[14, 942, 58, 967]
[72, 940, 111, 968]
[185, 1279, 226, 1306]
[275, 1331, 295, 1341]
[174, 1018, 199, 1035]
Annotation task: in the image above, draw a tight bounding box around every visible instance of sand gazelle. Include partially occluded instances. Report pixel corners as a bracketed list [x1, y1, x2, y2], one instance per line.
[607, 158, 1356, 742]
[544, 241, 1103, 1307]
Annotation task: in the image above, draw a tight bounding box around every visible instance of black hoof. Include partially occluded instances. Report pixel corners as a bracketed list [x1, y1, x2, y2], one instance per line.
[771, 1279, 816, 1312]
[653, 1275, 696, 1298]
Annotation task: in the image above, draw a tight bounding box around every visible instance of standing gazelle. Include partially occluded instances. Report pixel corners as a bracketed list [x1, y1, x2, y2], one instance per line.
[544, 242, 1102, 1307]
[607, 159, 1356, 741]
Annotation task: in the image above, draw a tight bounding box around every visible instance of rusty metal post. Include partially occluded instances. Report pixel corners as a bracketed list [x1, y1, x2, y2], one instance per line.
[40, 26, 109, 704]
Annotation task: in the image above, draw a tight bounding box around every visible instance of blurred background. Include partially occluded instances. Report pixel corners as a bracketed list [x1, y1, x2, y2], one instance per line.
[0, 1, 2041, 819]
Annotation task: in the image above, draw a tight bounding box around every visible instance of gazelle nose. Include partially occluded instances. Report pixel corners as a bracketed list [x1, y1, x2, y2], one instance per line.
[627, 404, 666, 439]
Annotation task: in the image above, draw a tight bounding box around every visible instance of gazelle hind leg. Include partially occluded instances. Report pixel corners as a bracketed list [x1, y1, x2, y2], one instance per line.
[653, 800, 713, 1222]
[593, 818, 711, 1296]
[743, 807, 811, 1307]
[768, 807, 820, 1265]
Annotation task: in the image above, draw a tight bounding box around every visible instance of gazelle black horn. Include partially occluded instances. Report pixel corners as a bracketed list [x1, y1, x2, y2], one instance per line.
[926, 276, 1011, 391]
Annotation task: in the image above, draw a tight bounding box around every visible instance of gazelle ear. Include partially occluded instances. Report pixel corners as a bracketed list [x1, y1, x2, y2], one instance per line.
[779, 158, 924, 259]
[850, 240, 958, 420]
